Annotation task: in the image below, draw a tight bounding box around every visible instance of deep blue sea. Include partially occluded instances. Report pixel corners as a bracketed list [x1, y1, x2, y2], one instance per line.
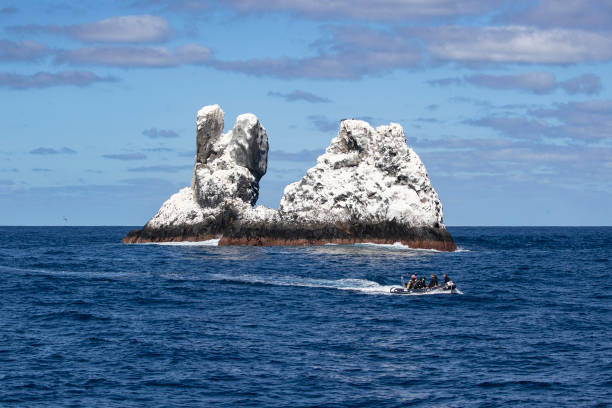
[0, 227, 610, 407]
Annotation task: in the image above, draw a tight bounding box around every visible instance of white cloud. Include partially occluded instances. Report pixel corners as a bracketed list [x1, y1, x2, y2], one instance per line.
[467, 72, 557, 94]
[0, 40, 49, 61]
[559, 74, 602, 95]
[142, 128, 179, 138]
[11, 15, 171, 43]
[210, 26, 422, 79]
[72, 15, 170, 43]
[499, 0, 612, 30]
[226, 0, 501, 21]
[208, 23, 612, 79]
[468, 100, 612, 143]
[55, 44, 210, 67]
[430, 72, 602, 95]
[268, 90, 331, 103]
[0, 71, 117, 89]
[422, 26, 612, 64]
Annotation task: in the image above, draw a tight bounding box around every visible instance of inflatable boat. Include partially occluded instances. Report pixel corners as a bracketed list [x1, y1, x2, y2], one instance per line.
[390, 281, 457, 295]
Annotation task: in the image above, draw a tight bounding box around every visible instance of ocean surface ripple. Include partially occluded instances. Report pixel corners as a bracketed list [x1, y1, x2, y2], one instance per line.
[0, 226, 610, 407]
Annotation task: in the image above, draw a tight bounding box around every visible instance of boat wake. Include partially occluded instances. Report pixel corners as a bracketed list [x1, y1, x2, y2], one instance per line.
[209, 273, 461, 295]
[210, 273, 393, 294]
[0, 264, 462, 296]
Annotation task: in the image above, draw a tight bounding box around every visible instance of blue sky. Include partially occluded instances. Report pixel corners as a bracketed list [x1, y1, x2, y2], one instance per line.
[1, 0, 611, 226]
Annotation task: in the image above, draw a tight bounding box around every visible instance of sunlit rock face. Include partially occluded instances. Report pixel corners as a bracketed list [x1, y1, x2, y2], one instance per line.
[123, 105, 455, 251]
[192, 105, 268, 209]
[278, 120, 444, 228]
[123, 104, 271, 243]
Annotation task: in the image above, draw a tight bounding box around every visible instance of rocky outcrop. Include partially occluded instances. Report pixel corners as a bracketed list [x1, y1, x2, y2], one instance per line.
[279, 120, 444, 227]
[123, 105, 271, 243]
[123, 104, 456, 251]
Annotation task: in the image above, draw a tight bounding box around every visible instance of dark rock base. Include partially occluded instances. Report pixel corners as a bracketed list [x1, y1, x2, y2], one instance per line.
[122, 230, 220, 244]
[123, 220, 457, 251]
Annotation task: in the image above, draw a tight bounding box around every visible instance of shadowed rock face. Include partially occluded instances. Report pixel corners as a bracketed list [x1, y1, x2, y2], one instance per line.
[218, 222, 456, 251]
[123, 104, 456, 251]
[195, 104, 225, 165]
[230, 115, 268, 180]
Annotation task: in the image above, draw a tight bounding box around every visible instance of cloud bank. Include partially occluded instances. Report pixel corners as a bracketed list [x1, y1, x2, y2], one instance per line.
[0, 71, 117, 89]
[102, 153, 147, 160]
[468, 100, 612, 143]
[142, 128, 179, 138]
[268, 90, 330, 103]
[11, 15, 171, 43]
[30, 147, 77, 155]
[225, 0, 503, 21]
[429, 72, 602, 95]
[55, 44, 210, 67]
[0, 40, 49, 62]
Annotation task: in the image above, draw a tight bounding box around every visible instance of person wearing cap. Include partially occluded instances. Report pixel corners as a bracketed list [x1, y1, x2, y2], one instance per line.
[407, 274, 417, 289]
[428, 274, 439, 288]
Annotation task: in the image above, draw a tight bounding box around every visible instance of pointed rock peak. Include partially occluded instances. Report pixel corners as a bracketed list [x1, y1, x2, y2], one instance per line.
[197, 104, 224, 127]
[329, 119, 377, 154]
[376, 123, 405, 140]
[195, 104, 225, 165]
[340, 118, 374, 131]
[234, 113, 258, 129]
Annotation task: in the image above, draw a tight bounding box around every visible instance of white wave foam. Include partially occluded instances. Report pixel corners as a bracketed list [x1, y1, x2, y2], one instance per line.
[136, 239, 465, 253]
[139, 238, 220, 246]
[355, 242, 471, 254]
[354, 242, 443, 252]
[210, 273, 394, 294]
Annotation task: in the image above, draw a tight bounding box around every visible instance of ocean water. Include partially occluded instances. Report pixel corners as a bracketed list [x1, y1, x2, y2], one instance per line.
[0, 226, 610, 407]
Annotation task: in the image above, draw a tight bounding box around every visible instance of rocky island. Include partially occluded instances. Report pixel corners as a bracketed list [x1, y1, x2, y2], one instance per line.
[123, 104, 456, 251]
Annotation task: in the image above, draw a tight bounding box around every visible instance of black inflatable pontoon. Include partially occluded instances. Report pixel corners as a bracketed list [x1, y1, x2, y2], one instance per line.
[390, 281, 457, 294]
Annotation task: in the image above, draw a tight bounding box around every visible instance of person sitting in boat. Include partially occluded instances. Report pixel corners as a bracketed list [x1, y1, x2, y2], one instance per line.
[443, 274, 451, 284]
[414, 277, 427, 289]
[407, 274, 417, 289]
[428, 274, 439, 288]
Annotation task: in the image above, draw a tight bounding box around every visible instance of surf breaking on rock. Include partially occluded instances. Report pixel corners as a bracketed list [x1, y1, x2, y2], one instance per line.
[123, 104, 456, 251]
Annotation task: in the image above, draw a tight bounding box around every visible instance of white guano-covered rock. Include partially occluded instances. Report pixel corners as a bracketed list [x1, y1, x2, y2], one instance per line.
[139, 104, 272, 235]
[278, 120, 444, 227]
[192, 106, 268, 208]
[146, 187, 207, 229]
[124, 105, 454, 250]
